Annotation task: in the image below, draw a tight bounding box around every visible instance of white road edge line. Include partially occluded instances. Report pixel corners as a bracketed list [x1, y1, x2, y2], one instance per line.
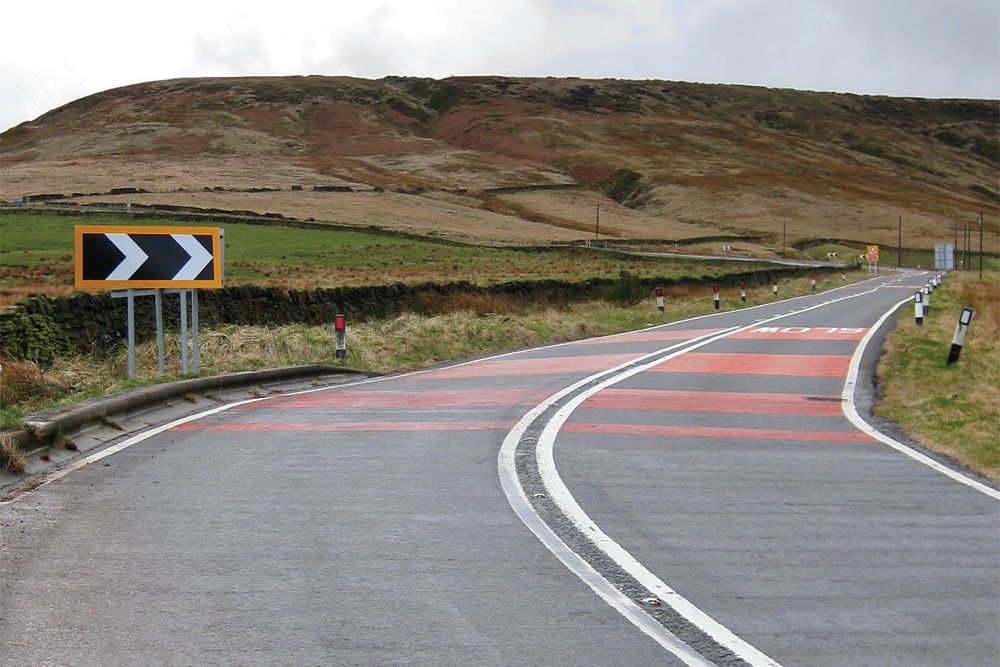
[519, 287, 883, 666]
[841, 295, 1000, 500]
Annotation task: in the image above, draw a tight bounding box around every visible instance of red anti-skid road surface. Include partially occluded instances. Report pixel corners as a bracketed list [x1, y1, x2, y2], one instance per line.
[584, 388, 845, 415]
[561, 422, 875, 442]
[649, 352, 852, 376]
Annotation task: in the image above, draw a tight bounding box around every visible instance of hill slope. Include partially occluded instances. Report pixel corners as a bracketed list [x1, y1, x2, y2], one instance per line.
[2, 76, 997, 247]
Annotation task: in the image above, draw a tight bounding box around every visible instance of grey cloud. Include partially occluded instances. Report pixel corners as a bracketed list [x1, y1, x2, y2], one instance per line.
[192, 26, 272, 74]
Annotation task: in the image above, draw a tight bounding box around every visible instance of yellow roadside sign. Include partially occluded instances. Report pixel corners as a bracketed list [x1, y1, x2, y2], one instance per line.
[75, 225, 223, 290]
[867, 245, 879, 263]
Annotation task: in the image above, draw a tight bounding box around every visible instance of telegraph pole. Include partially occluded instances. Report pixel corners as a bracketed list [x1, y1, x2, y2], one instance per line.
[782, 221, 787, 257]
[595, 205, 600, 241]
[898, 214, 902, 268]
[963, 224, 969, 270]
[980, 213, 984, 278]
[954, 223, 959, 269]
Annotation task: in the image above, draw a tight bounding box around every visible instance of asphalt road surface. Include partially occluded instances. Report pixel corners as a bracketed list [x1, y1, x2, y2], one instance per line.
[2, 272, 997, 666]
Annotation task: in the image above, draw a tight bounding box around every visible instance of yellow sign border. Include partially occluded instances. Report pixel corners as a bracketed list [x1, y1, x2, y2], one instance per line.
[866, 245, 879, 262]
[75, 225, 222, 290]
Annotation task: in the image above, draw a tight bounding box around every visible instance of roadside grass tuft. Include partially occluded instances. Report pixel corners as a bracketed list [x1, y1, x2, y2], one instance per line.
[1, 356, 65, 415]
[1, 437, 26, 474]
[876, 272, 1000, 480]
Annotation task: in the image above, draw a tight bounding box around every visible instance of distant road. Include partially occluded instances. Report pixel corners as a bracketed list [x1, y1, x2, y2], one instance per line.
[2, 272, 996, 666]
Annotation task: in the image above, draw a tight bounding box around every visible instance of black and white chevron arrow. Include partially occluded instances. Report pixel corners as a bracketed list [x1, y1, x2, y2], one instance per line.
[81, 232, 216, 282]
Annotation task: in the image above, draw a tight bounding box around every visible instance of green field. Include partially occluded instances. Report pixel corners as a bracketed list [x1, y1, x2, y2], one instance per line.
[1, 212, 783, 306]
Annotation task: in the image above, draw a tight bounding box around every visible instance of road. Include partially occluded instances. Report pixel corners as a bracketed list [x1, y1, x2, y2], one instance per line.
[2, 272, 997, 666]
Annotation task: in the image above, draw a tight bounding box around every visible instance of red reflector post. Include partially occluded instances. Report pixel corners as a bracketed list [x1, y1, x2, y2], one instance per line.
[335, 314, 347, 359]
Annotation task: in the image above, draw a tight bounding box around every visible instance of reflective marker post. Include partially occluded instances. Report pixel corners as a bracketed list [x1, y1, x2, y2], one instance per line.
[923, 284, 931, 313]
[739, 282, 746, 302]
[811, 276, 816, 290]
[914, 291, 923, 327]
[655, 287, 664, 313]
[335, 314, 347, 360]
[773, 282, 779, 297]
[946, 308, 974, 365]
[713, 284, 720, 310]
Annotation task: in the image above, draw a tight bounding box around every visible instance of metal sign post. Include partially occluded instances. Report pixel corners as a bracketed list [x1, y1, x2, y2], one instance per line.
[192, 290, 200, 374]
[127, 290, 136, 379]
[155, 289, 165, 375]
[180, 290, 188, 374]
[89, 226, 223, 380]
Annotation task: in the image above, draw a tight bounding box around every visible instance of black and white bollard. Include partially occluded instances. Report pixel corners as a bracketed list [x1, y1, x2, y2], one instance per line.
[811, 276, 817, 290]
[713, 284, 720, 310]
[740, 282, 747, 302]
[335, 313, 347, 360]
[655, 286, 664, 312]
[914, 291, 923, 326]
[946, 308, 974, 364]
[922, 285, 931, 313]
[772, 282, 779, 297]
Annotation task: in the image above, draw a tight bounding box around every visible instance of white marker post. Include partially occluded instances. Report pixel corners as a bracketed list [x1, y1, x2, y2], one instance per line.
[811, 276, 817, 290]
[923, 285, 931, 313]
[914, 291, 923, 326]
[713, 284, 720, 310]
[739, 282, 747, 302]
[772, 281, 778, 297]
[946, 308, 974, 364]
[335, 314, 347, 360]
[655, 287, 664, 313]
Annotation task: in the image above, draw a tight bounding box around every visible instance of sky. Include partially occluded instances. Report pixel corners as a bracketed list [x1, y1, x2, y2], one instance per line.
[2, 0, 998, 132]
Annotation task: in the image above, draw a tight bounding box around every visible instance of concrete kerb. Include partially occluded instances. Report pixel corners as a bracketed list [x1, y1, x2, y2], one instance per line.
[1, 364, 378, 487]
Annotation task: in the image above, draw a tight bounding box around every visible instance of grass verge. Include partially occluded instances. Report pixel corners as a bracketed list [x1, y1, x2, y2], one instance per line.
[876, 271, 1000, 480]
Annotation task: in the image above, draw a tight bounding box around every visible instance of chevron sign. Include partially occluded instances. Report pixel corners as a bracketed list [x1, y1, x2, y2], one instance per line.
[75, 225, 223, 289]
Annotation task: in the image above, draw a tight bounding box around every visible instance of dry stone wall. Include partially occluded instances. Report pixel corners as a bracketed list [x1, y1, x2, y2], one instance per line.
[1, 267, 820, 365]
